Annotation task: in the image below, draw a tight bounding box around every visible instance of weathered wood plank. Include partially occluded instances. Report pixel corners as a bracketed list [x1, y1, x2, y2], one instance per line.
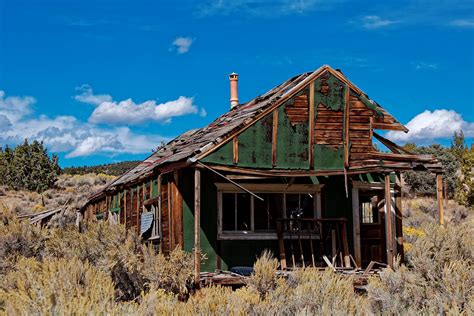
[315, 130, 343, 138]
[194, 169, 201, 284]
[309, 81, 315, 170]
[315, 122, 343, 129]
[272, 110, 278, 167]
[233, 137, 238, 164]
[385, 174, 394, 267]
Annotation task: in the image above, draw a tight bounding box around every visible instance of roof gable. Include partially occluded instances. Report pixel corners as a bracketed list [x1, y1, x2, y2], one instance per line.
[98, 65, 408, 192]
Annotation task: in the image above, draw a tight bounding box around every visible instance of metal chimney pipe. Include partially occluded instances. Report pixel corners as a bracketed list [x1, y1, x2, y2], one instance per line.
[229, 72, 239, 108]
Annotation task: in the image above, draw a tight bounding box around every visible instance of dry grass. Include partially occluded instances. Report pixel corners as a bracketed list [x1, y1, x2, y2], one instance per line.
[0, 173, 115, 232]
[368, 222, 474, 315]
[0, 176, 473, 314]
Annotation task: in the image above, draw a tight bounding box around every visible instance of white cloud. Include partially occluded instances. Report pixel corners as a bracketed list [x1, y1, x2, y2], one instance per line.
[171, 37, 194, 54]
[89, 96, 201, 125]
[0, 90, 175, 158]
[358, 15, 400, 29]
[74, 84, 112, 105]
[0, 90, 35, 123]
[450, 19, 474, 28]
[73, 84, 205, 125]
[413, 61, 438, 70]
[198, 0, 343, 17]
[386, 109, 474, 143]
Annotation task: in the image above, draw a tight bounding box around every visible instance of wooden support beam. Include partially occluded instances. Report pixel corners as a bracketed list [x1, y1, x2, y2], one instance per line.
[341, 221, 351, 268]
[351, 187, 361, 267]
[137, 185, 141, 234]
[276, 221, 287, 270]
[309, 81, 315, 169]
[343, 84, 350, 167]
[194, 168, 201, 285]
[272, 110, 278, 168]
[385, 173, 394, 267]
[395, 172, 404, 262]
[437, 174, 444, 226]
[232, 136, 238, 164]
[172, 170, 184, 248]
[157, 175, 162, 251]
[124, 190, 127, 228]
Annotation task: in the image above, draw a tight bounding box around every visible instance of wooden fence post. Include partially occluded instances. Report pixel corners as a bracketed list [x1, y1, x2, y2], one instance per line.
[437, 174, 444, 226]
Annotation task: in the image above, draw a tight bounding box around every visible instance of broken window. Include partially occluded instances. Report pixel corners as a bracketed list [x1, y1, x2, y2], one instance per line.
[222, 193, 252, 231]
[254, 193, 283, 231]
[286, 193, 314, 219]
[218, 184, 321, 238]
[360, 195, 379, 224]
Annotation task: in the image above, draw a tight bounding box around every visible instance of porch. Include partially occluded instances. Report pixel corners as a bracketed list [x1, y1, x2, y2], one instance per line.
[189, 167, 420, 284]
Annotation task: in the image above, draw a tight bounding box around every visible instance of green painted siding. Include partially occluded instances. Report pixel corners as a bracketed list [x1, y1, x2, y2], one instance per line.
[220, 240, 276, 270]
[182, 169, 219, 272]
[201, 141, 233, 165]
[275, 104, 310, 169]
[314, 144, 344, 170]
[237, 114, 273, 168]
[201, 93, 310, 170]
[151, 178, 158, 198]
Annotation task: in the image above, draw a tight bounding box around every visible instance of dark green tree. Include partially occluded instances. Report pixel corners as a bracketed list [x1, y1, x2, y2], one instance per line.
[452, 131, 474, 207]
[403, 144, 459, 197]
[0, 140, 60, 192]
[451, 130, 467, 161]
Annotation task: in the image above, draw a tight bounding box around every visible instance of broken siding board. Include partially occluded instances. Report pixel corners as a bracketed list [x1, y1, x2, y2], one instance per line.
[314, 104, 344, 149]
[283, 89, 310, 125]
[237, 113, 273, 168]
[314, 71, 345, 111]
[275, 104, 310, 169]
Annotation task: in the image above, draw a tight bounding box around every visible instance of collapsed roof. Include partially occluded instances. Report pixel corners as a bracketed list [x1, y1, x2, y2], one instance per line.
[85, 65, 441, 203]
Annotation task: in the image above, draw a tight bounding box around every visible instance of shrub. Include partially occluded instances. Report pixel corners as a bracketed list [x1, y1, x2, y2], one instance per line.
[247, 250, 280, 298]
[368, 223, 474, 314]
[0, 257, 118, 315]
[140, 245, 194, 298]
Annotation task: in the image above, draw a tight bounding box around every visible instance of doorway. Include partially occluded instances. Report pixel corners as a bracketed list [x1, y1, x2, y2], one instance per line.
[358, 190, 386, 267]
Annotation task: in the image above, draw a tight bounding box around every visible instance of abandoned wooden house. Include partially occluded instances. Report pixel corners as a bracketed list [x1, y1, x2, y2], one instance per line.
[81, 65, 444, 282]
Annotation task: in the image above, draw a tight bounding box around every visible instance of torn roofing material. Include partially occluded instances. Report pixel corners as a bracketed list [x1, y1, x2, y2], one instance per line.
[87, 65, 407, 199]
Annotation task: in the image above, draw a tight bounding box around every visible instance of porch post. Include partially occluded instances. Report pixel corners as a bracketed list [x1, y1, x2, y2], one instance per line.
[351, 187, 361, 267]
[436, 174, 444, 226]
[395, 172, 404, 262]
[194, 168, 201, 285]
[385, 173, 394, 267]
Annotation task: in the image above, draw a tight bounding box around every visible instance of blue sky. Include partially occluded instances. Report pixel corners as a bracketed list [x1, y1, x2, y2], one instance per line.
[0, 0, 473, 167]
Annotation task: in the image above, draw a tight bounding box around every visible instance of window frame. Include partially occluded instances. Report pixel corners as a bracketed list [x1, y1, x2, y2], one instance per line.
[216, 183, 324, 240]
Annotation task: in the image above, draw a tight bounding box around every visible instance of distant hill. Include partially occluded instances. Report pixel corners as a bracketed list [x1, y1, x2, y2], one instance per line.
[62, 161, 140, 176]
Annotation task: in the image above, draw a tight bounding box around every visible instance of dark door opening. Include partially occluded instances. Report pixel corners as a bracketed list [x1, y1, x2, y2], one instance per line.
[359, 190, 386, 267]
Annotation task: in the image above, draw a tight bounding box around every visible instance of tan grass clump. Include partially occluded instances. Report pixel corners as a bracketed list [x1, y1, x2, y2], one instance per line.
[0, 257, 117, 315]
[368, 222, 474, 314]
